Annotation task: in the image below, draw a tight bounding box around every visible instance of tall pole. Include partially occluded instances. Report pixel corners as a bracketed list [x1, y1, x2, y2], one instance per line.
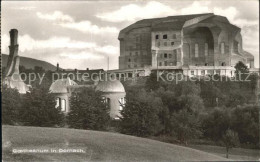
[107, 56, 109, 71]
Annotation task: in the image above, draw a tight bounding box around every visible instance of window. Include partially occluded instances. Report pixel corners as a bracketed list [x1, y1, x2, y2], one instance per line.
[201, 70, 205, 76]
[130, 52, 132, 56]
[164, 61, 167, 66]
[171, 42, 175, 46]
[221, 43, 225, 54]
[160, 54, 163, 58]
[128, 58, 131, 62]
[195, 44, 199, 57]
[172, 34, 176, 39]
[61, 99, 66, 112]
[164, 53, 167, 58]
[191, 70, 194, 75]
[135, 52, 138, 56]
[163, 34, 167, 39]
[173, 49, 177, 55]
[155, 35, 159, 39]
[164, 42, 167, 46]
[106, 98, 111, 108]
[157, 42, 160, 47]
[55, 98, 60, 108]
[128, 73, 133, 78]
[205, 43, 208, 56]
[221, 62, 226, 66]
[169, 54, 172, 58]
[205, 63, 208, 66]
[159, 62, 162, 66]
[119, 98, 125, 111]
[128, 65, 130, 68]
[134, 64, 137, 68]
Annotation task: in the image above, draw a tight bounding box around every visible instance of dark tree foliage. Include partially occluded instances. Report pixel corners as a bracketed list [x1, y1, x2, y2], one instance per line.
[2, 85, 21, 125]
[145, 71, 161, 91]
[120, 89, 163, 137]
[235, 61, 249, 74]
[170, 110, 202, 144]
[221, 129, 240, 158]
[230, 105, 259, 148]
[202, 108, 231, 141]
[67, 87, 110, 130]
[19, 87, 64, 127]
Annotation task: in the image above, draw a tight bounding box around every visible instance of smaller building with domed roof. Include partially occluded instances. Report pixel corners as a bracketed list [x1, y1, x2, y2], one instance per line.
[49, 77, 126, 119]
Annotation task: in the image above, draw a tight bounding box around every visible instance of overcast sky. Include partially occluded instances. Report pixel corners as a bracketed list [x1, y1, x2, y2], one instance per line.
[1, 0, 259, 69]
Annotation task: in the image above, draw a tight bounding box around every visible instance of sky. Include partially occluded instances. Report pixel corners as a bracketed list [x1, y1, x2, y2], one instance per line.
[1, 0, 259, 70]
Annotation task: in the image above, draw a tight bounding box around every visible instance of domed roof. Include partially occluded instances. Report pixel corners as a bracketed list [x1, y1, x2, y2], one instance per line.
[96, 80, 125, 93]
[49, 78, 78, 93]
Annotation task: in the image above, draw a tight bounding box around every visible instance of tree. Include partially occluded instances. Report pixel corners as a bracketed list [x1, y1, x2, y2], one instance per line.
[169, 110, 202, 145]
[2, 85, 21, 125]
[145, 72, 161, 91]
[120, 89, 163, 137]
[230, 105, 259, 148]
[19, 87, 64, 127]
[67, 87, 110, 130]
[221, 129, 239, 158]
[202, 108, 231, 141]
[235, 61, 249, 74]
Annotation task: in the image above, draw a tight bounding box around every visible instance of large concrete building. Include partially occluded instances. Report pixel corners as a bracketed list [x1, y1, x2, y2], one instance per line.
[116, 13, 254, 77]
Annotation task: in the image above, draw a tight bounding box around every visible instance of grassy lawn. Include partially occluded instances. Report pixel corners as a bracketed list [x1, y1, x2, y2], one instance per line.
[188, 144, 260, 161]
[2, 125, 228, 161]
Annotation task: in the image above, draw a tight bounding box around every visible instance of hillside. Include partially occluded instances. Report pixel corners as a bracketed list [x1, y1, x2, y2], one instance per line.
[1, 54, 57, 71]
[2, 125, 228, 161]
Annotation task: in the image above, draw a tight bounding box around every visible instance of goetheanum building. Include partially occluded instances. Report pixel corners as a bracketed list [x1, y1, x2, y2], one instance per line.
[115, 13, 255, 77]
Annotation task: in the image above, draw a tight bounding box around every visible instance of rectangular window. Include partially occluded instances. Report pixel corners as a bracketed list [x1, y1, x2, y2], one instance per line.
[163, 34, 167, 39]
[156, 35, 159, 39]
[157, 42, 160, 47]
[171, 42, 175, 46]
[173, 49, 177, 55]
[159, 62, 162, 66]
[221, 43, 225, 54]
[195, 44, 199, 57]
[169, 54, 172, 58]
[201, 70, 205, 76]
[164, 53, 167, 58]
[164, 61, 167, 66]
[172, 34, 176, 39]
[164, 42, 167, 46]
[205, 43, 208, 56]
[191, 70, 194, 75]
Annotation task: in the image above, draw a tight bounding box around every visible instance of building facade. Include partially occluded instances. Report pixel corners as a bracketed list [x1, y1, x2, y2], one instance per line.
[117, 13, 255, 77]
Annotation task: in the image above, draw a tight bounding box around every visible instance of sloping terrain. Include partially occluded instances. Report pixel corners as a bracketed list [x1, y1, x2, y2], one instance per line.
[2, 125, 228, 161]
[1, 54, 57, 71]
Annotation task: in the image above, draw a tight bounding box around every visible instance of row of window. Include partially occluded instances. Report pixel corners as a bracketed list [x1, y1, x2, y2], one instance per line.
[156, 41, 175, 47]
[193, 42, 226, 57]
[158, 61, 176, 66]
[155, 34, 177, 40]
[158, 52, 177, 59]
[190, 69, 233, 76]
[127, 51, 147, 56]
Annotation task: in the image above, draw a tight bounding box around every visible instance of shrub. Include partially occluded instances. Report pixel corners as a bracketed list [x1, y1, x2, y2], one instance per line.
[19, 87, 64, 127]
[67, 87, 110, 130]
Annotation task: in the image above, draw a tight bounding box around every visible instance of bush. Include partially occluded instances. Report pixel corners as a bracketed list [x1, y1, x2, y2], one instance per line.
[120, 89, 163, 137]
[170, 110, 202, 144]
[2, 85, 21, 125]
[67, 87, 110, 130]
[230, 105, 259, 148]
[19, 87, 64, 127]
[202, 108, 231, 141]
